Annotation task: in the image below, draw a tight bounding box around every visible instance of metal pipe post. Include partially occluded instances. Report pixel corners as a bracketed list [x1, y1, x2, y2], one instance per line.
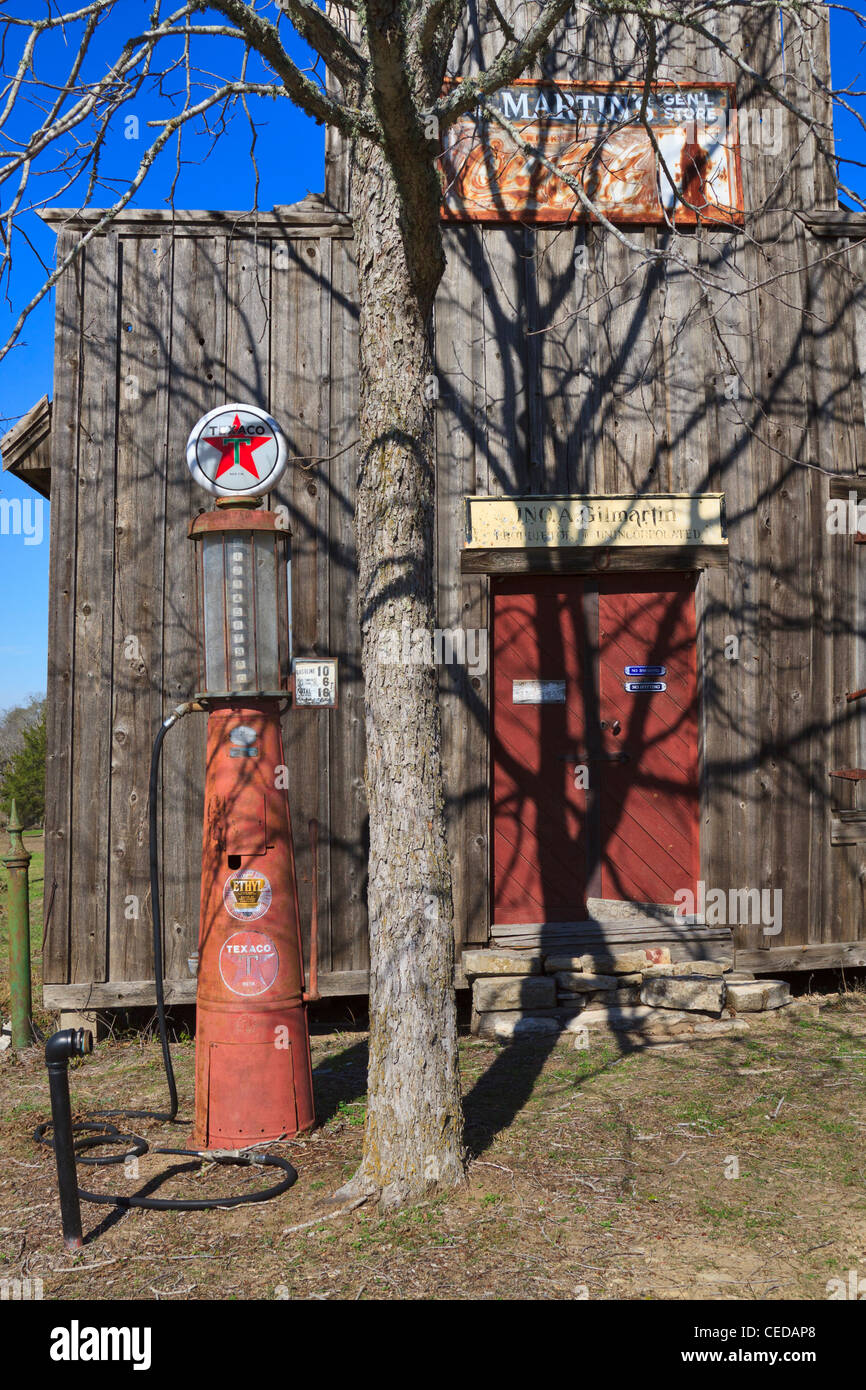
[3, 800, 32, 1049]
[44, 1029, 92, 1250]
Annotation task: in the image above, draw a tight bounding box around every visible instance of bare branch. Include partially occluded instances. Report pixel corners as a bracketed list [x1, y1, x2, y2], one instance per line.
[434, 0, 581, 127]
[197, 0, 374, 131]
[409, 0, 468, 68]
[0, 78, 284, 364]
[273, 0, 367, 85]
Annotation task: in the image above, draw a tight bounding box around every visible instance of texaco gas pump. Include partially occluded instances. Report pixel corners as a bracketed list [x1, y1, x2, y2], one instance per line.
[37, 404, 337, 1246]
[185, 403, 320, 1147]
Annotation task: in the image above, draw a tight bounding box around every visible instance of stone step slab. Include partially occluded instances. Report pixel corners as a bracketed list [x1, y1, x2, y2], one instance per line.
[562, 988, 642, 1008]
[475, 1012, 563, 1041]
[545, 947, 671, 975]
[559, 991, 615, 1007]
[643, 959, 732, 978]
[462, 949, 543, 977]
[640, 976, 727, 1013]
[564, 1005, 691, 1033]
[568, 1013, 698, 1042]
[613, 986, 642, 1006]
[554, 971, 618, 992]
[694, 1018, 751, 1036]
[474, 1005, 757, 1044]
[473, 976, 556, 1012]
[725, 979, 790, 1012]
[477, 1006, 695, 1043]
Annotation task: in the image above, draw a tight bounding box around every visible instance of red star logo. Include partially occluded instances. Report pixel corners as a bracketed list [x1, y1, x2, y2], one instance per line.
[202, 415, 269, 480]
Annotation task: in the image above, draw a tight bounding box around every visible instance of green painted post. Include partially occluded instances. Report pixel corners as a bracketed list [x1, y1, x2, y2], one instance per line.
[3, 800, 33, 1049]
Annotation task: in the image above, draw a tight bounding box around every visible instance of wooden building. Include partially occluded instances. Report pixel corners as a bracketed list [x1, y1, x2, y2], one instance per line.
[6, 7, 866, 1015]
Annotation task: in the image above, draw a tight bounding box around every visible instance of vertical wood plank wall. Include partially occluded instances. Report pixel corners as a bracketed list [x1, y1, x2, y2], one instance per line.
[42, 214, 369, 994]
[429, 4, 866, 957]
[43, 9, 866, 998]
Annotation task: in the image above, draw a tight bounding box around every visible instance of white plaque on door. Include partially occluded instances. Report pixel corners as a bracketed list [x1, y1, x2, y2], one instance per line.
[512, 679, 566, 704]
[624, 680, 666, 693]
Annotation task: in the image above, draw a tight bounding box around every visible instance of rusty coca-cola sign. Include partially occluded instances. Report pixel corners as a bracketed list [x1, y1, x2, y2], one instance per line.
[439, 81, 743, 225]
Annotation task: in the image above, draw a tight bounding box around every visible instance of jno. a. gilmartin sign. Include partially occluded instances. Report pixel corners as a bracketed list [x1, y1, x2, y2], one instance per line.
[464, 494, 728, 550]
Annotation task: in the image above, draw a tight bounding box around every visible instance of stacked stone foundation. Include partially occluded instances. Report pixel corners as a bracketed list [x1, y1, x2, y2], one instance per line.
[466, 947, 793, 1044]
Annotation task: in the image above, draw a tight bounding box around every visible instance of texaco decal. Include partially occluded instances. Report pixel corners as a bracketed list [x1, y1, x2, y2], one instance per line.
[218, 930, 280, 997]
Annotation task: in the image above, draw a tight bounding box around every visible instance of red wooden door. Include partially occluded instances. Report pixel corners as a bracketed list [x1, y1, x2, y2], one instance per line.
[596, 574, 699, 903]
[491, 577, 593, 924]
[491, 572, 699, 924]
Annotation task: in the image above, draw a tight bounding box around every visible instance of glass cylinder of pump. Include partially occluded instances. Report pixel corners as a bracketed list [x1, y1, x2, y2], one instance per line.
[189, 507, 291, 698]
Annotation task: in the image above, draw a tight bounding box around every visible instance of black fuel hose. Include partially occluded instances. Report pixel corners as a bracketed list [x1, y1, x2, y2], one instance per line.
[148, 710, 180, 1123]
[35, 705, 298, 1215]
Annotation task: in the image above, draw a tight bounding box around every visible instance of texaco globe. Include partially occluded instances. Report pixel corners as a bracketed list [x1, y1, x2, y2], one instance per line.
[186, 402, 288, 498]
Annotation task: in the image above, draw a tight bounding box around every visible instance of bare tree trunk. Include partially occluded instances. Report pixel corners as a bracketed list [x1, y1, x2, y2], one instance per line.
[337, 139, 465, 1207]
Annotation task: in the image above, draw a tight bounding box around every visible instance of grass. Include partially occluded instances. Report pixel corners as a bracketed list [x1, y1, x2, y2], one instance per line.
[0, 994, 865, 1300]
[1, 830, 863, 1300]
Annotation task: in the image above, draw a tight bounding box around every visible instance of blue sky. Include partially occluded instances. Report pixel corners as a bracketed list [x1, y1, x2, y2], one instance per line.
[0, 3, 864, 711]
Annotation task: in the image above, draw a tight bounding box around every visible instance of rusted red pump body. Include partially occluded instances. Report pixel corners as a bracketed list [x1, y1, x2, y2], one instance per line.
[187, 503, 316, 1149]
[191, 702, 315, 1147]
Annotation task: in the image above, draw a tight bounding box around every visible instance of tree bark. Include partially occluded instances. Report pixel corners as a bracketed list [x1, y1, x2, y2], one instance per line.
[338, 136, 465, 1207]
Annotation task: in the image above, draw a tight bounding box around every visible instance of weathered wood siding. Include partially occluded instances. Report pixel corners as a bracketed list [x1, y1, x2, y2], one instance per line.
[336, 3, 866, 958]
[42, 8, 866, 1004]
[42, 206, 368, 999]
[432, 217, 866, 958]
[431, 6, 866, 957]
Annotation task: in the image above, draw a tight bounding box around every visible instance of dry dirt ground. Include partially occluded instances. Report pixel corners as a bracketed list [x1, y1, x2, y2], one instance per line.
[1, 998, 865, 1301]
